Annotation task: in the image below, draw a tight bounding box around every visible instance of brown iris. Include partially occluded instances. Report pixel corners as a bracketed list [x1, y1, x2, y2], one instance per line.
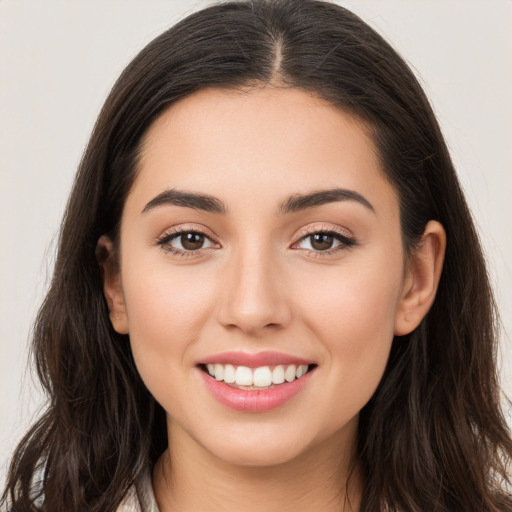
[181, 232, 205, 250]
[310, 233, 334, 251]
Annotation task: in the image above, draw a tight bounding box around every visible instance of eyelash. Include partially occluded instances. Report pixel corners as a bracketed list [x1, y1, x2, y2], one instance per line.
[156, 226, 356, 258]
[156, 227, 217, 257]
[292, 226, 357, 256]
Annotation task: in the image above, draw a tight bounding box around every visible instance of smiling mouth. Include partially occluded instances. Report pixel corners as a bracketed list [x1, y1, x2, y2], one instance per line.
[200, 363, 317, 390]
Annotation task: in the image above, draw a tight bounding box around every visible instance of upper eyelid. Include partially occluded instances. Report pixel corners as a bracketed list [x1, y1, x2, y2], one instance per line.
[156, 224, 218, 242]
[294, 224, 354, 240]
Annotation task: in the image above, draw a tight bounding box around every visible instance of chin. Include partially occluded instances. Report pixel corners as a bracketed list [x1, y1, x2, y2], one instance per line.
[191, 417, 353, 469]
[208, 437, 312, 468]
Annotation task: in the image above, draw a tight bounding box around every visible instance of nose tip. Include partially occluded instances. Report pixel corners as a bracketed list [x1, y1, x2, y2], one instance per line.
[221, 307, 284, 336]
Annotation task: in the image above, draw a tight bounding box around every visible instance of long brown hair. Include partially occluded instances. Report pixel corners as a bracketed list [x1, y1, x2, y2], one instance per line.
[2, 1, 511, 510]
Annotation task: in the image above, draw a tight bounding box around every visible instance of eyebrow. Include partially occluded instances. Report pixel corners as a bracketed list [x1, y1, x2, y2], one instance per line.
[141, 187, 374, 215]
[279, 188, 375, 215]
[142, 189, 227, 214]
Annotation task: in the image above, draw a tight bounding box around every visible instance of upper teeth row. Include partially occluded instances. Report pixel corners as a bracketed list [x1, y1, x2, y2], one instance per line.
[206, 364, 309, 387]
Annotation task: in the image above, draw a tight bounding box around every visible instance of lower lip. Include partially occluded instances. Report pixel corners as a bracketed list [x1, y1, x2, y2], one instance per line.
[200, 369, 314, 412]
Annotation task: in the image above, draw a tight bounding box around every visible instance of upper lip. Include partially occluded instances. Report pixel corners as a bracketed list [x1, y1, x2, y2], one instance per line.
[198, 351, 315, 368]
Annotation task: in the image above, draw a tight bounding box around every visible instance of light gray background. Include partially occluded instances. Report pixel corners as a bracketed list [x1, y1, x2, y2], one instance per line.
[1, 0, 511, 487]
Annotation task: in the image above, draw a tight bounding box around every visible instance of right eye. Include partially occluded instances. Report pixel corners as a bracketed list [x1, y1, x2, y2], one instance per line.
[291, 227, 357, 255]
[297, 232, 341, 251]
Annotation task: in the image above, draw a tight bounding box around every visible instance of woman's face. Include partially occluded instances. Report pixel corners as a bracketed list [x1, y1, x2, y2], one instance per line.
[108, 87, 414, 467]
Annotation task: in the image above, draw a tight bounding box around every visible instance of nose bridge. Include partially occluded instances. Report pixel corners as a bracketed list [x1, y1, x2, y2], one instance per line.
[217, 236, 290, 334]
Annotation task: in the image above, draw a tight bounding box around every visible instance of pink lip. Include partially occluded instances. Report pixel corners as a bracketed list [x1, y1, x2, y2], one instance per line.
[197, 352, 316, 413]
[199, 350, 314, 368]
[199, 370, 313, 412]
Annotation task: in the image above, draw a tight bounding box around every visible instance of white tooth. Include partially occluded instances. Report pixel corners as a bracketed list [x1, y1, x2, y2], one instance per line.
[296, 364, 308, 378]
[235, 366, 253, 386]
[272, 365, 285, 384]
[214, 364, 224, 381]
[207, 364, 215, 376]
[253, 366, 272, 387]
[285, 365, 297, 383]
[223, 364, 236, 383]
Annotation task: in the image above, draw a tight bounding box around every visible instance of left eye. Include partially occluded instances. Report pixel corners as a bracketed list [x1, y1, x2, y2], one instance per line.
[296, 232, 350, 251]
[166, 232, 216, 251]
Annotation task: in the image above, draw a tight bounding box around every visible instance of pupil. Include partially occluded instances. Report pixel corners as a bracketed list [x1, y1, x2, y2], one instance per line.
[181, 233, 204, 250]
[311, 233, 333, 250]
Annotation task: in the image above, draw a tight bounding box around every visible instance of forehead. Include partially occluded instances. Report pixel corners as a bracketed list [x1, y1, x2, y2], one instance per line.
[127, 86, 398, 219]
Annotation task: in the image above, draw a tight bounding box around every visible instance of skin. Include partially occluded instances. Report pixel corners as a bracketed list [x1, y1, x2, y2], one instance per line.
[99, 86, 446, 511]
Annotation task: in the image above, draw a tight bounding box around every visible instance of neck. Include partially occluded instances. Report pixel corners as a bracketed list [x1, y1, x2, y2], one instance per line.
[153, 420, 362, 512]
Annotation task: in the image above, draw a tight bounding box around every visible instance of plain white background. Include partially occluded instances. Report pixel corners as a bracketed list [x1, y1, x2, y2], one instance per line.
[1, 0, 511, 487]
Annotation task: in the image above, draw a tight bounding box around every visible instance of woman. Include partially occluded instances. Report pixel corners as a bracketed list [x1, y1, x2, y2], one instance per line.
[2, 0, 511, 510]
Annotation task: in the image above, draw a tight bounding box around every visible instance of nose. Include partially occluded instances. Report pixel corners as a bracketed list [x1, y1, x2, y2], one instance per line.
[216, 244, 292, 336]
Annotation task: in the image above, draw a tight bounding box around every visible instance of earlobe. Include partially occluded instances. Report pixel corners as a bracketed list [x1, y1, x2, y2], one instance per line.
[96, 235, 129, 335]
[394, 220, 446, 336]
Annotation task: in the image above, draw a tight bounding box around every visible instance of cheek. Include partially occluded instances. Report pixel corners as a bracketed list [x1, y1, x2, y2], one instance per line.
[300, 256, 401, 335]
[295, 255, 402, 397]
[120, 263, 216, 376]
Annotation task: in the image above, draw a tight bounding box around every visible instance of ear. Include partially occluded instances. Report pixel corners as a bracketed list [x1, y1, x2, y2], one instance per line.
[96, 235, 129, 334]
[394, 220, 446, 336]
